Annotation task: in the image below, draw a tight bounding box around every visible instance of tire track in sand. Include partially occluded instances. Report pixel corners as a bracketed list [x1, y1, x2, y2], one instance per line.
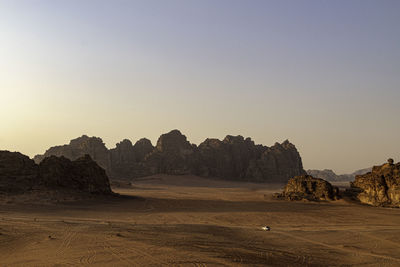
[274, 230, 400, 263]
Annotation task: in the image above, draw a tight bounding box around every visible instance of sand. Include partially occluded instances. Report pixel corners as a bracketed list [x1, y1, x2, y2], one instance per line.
[1, 174, 400, 266]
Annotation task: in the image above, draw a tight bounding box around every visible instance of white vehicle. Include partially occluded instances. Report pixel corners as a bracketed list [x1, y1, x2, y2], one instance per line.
[261, 226, 271, 231]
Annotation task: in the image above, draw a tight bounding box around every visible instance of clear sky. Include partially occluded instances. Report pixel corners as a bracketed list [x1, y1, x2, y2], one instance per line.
[1, 0, 399, 174]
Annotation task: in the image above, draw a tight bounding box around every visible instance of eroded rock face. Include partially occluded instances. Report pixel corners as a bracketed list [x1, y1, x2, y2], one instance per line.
[275, 175, 339, 201]
[196, 136, 266, 180]
[34, 135, 110, 172]
[350, 159, 400, 207]
[109, 138, 154, 179]
[39, 155, 112, 194]
[1, 150, 112, 196]
[246, 140, 306, 182]
[0, 151, 38, 193]
[34, 130, 306, 183]
[145, 130, 196, 175]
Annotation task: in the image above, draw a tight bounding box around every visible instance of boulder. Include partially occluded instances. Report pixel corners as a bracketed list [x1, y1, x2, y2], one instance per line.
[350, 159, 400, 207]
[275, 175, 339, 201]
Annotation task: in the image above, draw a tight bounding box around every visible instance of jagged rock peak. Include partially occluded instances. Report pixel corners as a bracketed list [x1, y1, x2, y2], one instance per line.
[116, 139, 133, 148]
[134, 138, 153, 148]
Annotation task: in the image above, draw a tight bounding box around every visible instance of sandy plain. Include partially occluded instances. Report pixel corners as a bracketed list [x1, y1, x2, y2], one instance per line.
[0, 175, 400, 266]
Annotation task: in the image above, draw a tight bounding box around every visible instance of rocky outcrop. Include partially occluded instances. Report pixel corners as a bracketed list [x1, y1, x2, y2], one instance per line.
[0, 151, 39, 193]
[34, 135, 110, 171]
[1, 150, 112, 196]
[34, 130, 306, 183]
[38, 155, 112, 194]
[350, 159, 400, 207]
[274, 175, 339, 201]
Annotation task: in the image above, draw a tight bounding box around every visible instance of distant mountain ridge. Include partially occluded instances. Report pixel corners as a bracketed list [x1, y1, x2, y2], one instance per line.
[306, 167, 372, 182]
[34, 130, 306, 183]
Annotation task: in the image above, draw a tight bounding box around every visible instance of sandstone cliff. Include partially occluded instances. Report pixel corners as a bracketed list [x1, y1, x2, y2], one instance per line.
[145, 130, 197, 175]
[275, 175, 340, 201]
[34, 130, 306, 183]
[109, 138, 154, 179]
[34, 135, 110, 172]
[350, 159, 400, 207]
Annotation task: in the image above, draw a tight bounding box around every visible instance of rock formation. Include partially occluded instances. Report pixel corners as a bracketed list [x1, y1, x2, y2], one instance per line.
[247, 140, 306, 182]
[195, 136, 264, 180]
[195, 136, 305, 182]
[0, 151, 38, 193]
[34, 135, 110, 171]
[350, 159, 400, 207]
[109, 138, 154, 179]
[34, 130, 306, 183]
[1, 150, 112, 196]
[307, 167, 372, 182]
[145, 130, 197, 175]
[38, 155, 112, 194]
[274, 175, 340, 201]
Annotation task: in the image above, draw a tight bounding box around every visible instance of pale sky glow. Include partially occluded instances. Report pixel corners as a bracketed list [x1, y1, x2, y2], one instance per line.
[1, 0, 399, 173]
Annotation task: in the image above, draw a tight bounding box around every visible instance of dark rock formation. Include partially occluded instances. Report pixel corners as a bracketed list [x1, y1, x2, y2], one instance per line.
[247, 140, 306, 182]
[0, 151, 38, 193]
[145, 130, 196, 175]
[350, 159, 400, 207]
[1, 150, 112, 196]
[109, 138, 154, 179]
[34, 135, 110, 171]
[196, 136, 264, 180]
[39, 155, 112, 194]
[275, 175, 339, 201]
[34, 130, 306, 183]
[195, 137, 305, 182]
[133, 138, 154, 162]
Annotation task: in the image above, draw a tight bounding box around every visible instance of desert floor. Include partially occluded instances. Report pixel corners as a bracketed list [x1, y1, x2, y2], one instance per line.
[1, 175, 400, 266]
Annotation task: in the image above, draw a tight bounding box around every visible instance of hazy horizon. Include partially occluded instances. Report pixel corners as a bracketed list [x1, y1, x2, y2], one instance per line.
[1, 0, 400, 174]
